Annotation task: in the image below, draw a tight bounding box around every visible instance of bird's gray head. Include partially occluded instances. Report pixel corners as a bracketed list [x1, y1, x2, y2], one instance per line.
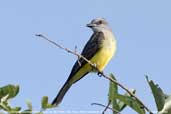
[86, 18, 111, 32]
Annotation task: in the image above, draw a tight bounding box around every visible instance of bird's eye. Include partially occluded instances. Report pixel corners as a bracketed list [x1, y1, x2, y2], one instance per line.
[98, 20, 102, 25]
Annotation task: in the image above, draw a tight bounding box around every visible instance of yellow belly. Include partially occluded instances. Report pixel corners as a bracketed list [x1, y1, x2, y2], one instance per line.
[91, 30, 117, 71]
[69, 46, 116, 84]
[91, 47, 115, 71]
[69, 30, 116, 84]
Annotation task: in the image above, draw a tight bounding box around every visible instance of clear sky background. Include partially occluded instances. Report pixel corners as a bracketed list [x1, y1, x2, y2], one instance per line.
[0, 0, 171, 114]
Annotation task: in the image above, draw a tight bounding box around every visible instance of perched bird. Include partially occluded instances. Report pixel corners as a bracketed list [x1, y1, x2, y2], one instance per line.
[52, 18, 117, 106]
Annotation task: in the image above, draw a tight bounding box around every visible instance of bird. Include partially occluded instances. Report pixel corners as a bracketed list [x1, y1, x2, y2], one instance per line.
[52, 18, 117, 106]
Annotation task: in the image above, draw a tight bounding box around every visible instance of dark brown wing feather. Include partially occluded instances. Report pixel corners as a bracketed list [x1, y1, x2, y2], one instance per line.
[66, 31, 105, 83]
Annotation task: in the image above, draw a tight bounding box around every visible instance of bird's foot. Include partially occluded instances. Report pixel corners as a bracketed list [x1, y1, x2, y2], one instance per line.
[97, 71, 103, 77]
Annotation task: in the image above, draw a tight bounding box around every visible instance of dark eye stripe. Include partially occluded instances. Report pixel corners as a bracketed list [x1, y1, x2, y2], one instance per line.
[98, 20, 102, 24]
[91, 19, 108, 25]
[95, 20, 103, 25]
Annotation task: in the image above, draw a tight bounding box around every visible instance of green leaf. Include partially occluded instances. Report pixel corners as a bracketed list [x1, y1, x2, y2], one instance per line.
[41, 96, 48, 109]
[0, 84, 19, 100]
[159, 95, 171, 114]
[10, 106, 21, 114]
[108, 74, 137, 113]
[0, 100, 11, 111]
[117, 89, 136, 111]
[41, 96, 54, 109]
[26, 100, 32, 110]
[108, 74, 118, 100]
[146, 76, 165, 111]
[0, 98, 21, 113]
[117, 99, 126, 111]
[115, 94, 145, 114]
[108, 74, 120, 112]
[20, 109, 32, 114]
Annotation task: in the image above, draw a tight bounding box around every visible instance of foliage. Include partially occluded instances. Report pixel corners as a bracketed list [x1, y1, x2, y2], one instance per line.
[146, 76, 171, 114]
[107, 74, 171, 114]
[0, 75, 171, 114]
[0, 85, 54, 114]
[108, 74, 145, 114]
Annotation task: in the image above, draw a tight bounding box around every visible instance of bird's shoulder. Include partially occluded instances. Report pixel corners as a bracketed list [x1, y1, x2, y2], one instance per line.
[81, 31, 105, 56]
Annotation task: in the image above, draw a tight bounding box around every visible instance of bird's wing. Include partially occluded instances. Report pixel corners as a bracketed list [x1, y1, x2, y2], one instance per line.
[66, 32, 105, 82]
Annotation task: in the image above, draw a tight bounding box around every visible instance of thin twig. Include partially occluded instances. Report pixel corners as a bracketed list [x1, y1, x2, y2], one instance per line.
[74, 46, 81, 66]
[91, 102, 121, 114]
[35, 34, 97, 68]
[102, 101, 111, 114]
[35, 34, 153, 114]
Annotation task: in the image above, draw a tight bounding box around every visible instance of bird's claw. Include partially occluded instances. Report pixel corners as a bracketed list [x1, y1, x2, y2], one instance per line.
[97, 71, 103, 77]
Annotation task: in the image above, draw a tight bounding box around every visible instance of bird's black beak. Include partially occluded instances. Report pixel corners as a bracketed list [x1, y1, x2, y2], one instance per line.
[86, 23, 95, 28]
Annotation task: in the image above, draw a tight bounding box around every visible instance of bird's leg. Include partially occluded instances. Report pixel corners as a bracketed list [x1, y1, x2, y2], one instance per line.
[91, 63, 103, 77]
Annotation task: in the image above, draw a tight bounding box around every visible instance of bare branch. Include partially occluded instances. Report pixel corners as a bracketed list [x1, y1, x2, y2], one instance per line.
[101, 101, 111, 114]
[91, 102, 121, 114]
[74, 46, 81, 66]
[35, 34, 97, 68]
[35, 34, 153, 114]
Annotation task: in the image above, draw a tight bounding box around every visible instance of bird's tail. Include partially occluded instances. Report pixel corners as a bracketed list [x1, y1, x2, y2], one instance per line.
[51, 81, 71, 106]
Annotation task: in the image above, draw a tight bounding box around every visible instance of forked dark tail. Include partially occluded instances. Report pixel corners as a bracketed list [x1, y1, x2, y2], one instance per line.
[52, 82, 71, 106]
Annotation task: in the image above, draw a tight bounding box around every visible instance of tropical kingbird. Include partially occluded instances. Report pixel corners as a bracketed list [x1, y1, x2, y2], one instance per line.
[52, 18, 117, 106]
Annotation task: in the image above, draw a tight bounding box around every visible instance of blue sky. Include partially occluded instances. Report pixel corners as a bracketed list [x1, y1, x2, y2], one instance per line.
[0, 0, 171, 113]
